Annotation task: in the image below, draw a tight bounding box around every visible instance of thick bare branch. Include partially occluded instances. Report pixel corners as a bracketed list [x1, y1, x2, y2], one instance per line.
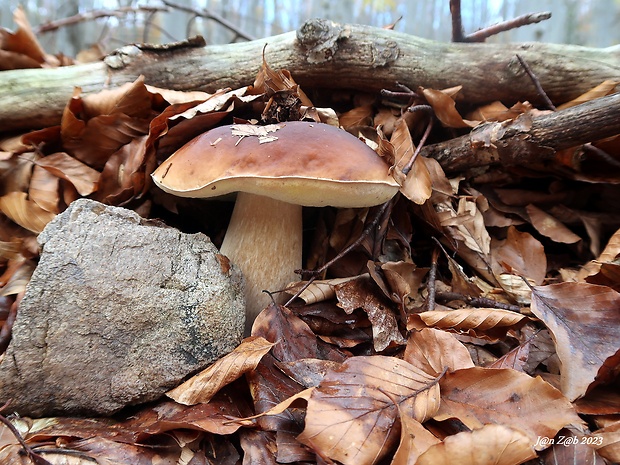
[422, 92, 620, 173]
[1, 19, 619, 132]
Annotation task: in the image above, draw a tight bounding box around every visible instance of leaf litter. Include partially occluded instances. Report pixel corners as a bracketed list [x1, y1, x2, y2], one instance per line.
[0, 11, 620, 465]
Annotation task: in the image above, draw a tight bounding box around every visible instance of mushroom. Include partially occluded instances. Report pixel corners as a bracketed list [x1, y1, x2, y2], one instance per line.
[152, 121, 399, 334]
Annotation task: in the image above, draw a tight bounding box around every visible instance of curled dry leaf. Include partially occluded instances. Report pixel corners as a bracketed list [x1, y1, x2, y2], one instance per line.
[577, 226, 620, 281]
[587, 420, 620, 463]
[285, 277, 355, 305]
[298, 355, 441, 465]
[530, 282, 620, 401]
[0, 191, 56, 233]
[167, 337, 276, 405]
[404, 328, 474, 378]
[539, 427, 610, 465]
[525, 204, 581, 244]
[28, 164, 61, 213]
[339, 105, 374, 129]
[411, 308, 529, 341]
[421, 87, 479, 128]
[556, 80, 619, 110]
[390, 403, 440, 465]
[438, 196, 491, 255]
[415, 424, 536, 465]
[434, 367, 583, 449]
[35, 152, 100, 196]
[492, 226, 546, 285]
[0, 259, 35, 296]
[390, 118, 432, 205]
[335, 275, 407, 351]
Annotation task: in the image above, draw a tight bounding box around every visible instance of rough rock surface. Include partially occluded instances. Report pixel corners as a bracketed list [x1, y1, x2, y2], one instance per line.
[0, 199, 245, 417]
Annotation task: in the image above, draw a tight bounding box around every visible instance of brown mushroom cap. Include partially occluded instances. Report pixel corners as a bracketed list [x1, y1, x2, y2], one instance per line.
[152, 121, 399, 208]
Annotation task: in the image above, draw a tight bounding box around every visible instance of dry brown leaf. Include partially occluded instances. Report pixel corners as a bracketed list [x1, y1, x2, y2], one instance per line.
[402, 156, 433, 206]
[539, 427, 610, 465]
[585, 262, 620, 293]
[435, 367, 583, 449]
[335, 275, 407, 351]
[526, 204, 581, 244]
[285, 277, 356, 304]
[496, 273, 534, 306]
[530, 282, 620, 401]
[339, 105, 374, 129]
[421, 87, 478, 128]
[557, 80, 619, 110]
[0, 151, 38, 194]
[380, 261, 428, 307]
[81, 76, 155, 119]
[404, 328, 474, 377]
[35, 151, 100, 196]
[28, 164, 60, 213]
[298, 355, 441, 465]
[493, 226, 547, 285]
[145, 84, 212, 105]
[94, 136, 149, 205]
[0, 191, 56, 233]
[577, 226, 620, 281]
[412, 308, 528, 341]
[415, 424, 536, 465]
[388, 118, 433, 205]
[490, 340, 531, 372]
[0, 7, 53, 69]
[588, 420, 620, 463]
[253, 51, 313, 106]
[438, 197, 491, 255]
[1, 259, 35, 296]
[275, 358, 341, 388]
[167, 337, 276, 405]
[61, 79, 154, 171]
[467, 101, 533, 122]
[390, 404, 440, 465]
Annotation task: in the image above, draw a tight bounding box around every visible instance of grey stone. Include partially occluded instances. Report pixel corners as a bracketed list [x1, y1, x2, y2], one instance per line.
[0, 199, 245, 417]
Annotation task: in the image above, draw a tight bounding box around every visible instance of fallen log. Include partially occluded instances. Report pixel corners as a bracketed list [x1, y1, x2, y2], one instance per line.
[1, 19, 619, 133]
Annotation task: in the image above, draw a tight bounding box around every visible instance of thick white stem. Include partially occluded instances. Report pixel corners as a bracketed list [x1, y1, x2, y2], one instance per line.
[220, 192, 302, 335]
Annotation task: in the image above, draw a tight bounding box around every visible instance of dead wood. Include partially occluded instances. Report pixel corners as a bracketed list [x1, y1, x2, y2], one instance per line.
[423, 92, 620, 173]
[1, 19, 619, 133]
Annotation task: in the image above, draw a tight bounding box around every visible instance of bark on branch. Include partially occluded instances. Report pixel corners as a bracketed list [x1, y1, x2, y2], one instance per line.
[423, 92, 620, 173]
[1, 18, 619, 133]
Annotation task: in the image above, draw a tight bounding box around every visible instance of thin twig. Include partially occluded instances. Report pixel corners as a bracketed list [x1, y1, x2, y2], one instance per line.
[402, 116, 434, 175]
[162, 0, 255, 41]
[516, 54, 556, 110]
[426, 247, 440, 311]
[285, 198, 396, 306]
[0, 406, 53, 465]
[436, 291, 522, 312]
[33, 6, 168, 34]
[464, 12, 551, 43]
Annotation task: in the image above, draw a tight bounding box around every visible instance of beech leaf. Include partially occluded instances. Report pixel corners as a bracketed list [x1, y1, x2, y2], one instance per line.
[493, 226, 547, 285]
[530, 282, 620, 401]
[390, 404, 440, 465]
[435, 367, 583, 449]
[35, 152, 100, 196]
[0, 191, 56, 233]
[298, 355, 440, 465]
[404, 328, 474, 377]
[415, 424, 536, 465]
[412, 308, 529, 341]
[167, 337, 276, 405]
